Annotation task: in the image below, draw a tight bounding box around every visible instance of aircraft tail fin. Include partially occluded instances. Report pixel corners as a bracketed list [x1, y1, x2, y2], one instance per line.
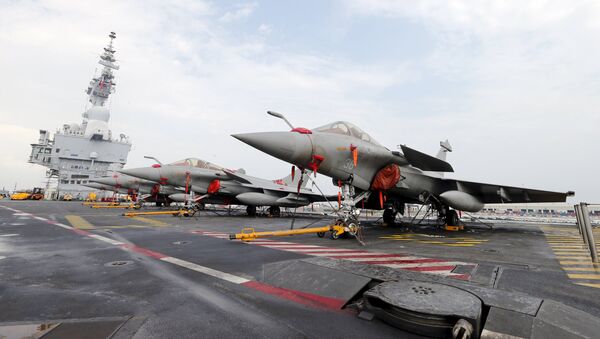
[274, 170, 309, 189]
[436, 139, 452, 161]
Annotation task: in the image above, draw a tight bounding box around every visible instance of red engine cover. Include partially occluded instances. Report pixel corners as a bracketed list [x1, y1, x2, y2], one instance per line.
[207, 179, 221, 194]
[370, 164, 401, 191]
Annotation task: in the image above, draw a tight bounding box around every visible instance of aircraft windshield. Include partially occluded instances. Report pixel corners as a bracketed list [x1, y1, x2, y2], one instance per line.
[168, 158, 223, 170]
[314, 121, 381, 145]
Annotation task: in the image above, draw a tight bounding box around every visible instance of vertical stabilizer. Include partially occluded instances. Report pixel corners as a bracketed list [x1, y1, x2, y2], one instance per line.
[436, 140, 452, 178]
[436, 139, 452, 161]
[274, 170, 309, 189]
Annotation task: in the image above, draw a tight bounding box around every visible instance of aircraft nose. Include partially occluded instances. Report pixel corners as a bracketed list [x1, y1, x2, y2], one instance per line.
[232, 132, 312, 166]
[119, 167, 161, 182]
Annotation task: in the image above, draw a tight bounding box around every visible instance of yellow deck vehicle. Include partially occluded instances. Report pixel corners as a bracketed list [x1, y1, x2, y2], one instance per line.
[10, 192, 30, 200]
[11, 188, 44, 200]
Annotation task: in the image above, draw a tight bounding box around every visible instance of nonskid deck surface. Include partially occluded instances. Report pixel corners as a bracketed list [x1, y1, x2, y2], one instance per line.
[1, 201, 599, 338]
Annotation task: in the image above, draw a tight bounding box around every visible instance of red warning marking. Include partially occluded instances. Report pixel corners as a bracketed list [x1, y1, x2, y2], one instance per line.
[71, 228, 90, 236]
[360, 258, 447, 265]
[402, 265, 456, 272]
[121, 244, 167, 259]
[330, 253, 410, 259]
[299, 250, 370, 254]
[242, 280, 345, 311]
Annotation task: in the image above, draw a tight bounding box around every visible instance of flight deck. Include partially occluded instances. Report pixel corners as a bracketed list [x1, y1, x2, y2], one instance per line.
[1, 200, 599, 338]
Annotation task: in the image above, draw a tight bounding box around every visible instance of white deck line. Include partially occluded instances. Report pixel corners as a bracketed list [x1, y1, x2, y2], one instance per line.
[161, 256, 250, 284]
[87, 234, 126, 246]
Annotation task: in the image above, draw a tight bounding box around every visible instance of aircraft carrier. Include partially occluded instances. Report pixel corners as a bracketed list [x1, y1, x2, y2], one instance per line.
[28, 32, 131, 200]
[0, 201, 599, 338]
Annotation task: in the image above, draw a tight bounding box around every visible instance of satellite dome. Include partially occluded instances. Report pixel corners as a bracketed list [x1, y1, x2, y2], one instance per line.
[69, 123, 80, 131]
[86, 106, 110, 122]
[84, 119, 110, 139]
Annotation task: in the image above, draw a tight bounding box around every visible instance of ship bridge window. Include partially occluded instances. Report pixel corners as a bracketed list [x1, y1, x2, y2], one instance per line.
[314, 121, 381, 146]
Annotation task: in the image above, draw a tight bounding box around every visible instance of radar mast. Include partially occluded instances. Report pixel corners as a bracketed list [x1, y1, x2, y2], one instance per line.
[86, 32, 119, 107]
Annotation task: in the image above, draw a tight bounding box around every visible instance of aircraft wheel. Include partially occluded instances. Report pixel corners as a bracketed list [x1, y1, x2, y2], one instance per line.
[246, 206, 257, 217]
[347, 221, 359, 237]
[330, 231, 340, 240]
[446, 209, 459, 226]
[317, 232, 325, 238]
[268, 206, 281, 218]
[383, 208, 396, 226]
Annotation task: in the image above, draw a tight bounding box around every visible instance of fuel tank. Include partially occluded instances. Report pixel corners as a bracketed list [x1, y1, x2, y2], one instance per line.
[439, 190, 484, 212]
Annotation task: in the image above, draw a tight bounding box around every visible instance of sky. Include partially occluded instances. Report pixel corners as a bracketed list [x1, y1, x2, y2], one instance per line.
[0, 0, 598, 202]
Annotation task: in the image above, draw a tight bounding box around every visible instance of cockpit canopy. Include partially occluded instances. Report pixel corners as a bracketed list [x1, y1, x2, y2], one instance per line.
[314, 121, 380, 145]
[168, 158, 223, 171]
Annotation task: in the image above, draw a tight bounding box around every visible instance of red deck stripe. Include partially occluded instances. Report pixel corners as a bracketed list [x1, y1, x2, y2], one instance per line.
[121, 244, 167, 259]
[262, 246, 337, 250]
[300, 250, 369, 254]
[360, 258, 448, 265]
[71, 228, 90, 235]
[242, 281, 345, 311]
[329, 253, 409, 259]
[450, 274, 470, 280]
[401, 265, 456, 271]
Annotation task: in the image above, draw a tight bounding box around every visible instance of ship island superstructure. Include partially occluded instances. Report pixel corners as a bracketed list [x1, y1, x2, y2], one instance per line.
[29, 32, 131, 199]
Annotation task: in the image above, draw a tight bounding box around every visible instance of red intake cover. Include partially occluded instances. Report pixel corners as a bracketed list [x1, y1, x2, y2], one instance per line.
[371, 164, 401, 191]
[207, 179, 221, 194]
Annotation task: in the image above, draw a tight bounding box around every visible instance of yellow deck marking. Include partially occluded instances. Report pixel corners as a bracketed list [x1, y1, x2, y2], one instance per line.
[552, 246, 583, 250]
[563, 267, 600, 272]
[380, 234, 487, 247]
[577, 283, 600, 288]
[65, 215, 95, 229]
[128, 216, 168, 227]
[567, 274, 600, 280]
[560, 260, 599, 265]
[543, 226, 600, 289]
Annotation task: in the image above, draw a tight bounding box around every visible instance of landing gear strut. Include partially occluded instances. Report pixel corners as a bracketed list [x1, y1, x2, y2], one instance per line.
[335, 182, 370, 244]
[246, 205, 257, 217]
[445, 208, 459, 227]
[383, 208, 396, 226]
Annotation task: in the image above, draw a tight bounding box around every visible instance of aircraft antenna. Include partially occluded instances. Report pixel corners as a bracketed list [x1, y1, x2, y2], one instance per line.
[267, 111, 294, 129]
[143, 155, 163, 165]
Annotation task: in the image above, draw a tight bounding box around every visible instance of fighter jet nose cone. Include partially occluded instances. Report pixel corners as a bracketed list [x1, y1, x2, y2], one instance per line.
[120, 167, 160, 182]
[232, 132, 312, 167]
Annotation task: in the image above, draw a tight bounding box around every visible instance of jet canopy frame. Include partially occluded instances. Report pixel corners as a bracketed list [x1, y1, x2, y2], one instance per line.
[314, 121, 381, 146]
[169, 158, 224, 171]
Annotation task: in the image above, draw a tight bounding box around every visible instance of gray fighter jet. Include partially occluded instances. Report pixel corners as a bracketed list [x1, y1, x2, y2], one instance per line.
[232, 111, 574, 227]
[120, 158, 327, 216]
[89, 172, 180, 206]
[83, 182, 129, 195]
